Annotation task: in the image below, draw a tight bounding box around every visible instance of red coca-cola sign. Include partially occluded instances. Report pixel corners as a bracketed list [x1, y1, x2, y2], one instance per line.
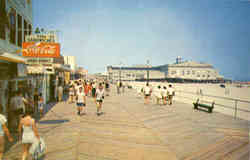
[22, 42, 60, 58]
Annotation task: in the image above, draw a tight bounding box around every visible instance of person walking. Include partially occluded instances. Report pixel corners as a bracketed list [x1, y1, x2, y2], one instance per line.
[116, 81, 120, 94]
[68, 85, 75, 103]
[18, 110, 40, 160]
[91, 82, 97, 98]
[38, 93, 44, 118]
[10, 91, 29, 130]
[58, 85, 64, 102]
[0, 105, 13, 160]
[162, 86, 168, 105]
[105, 81, 110, 96]
[144, 83, 152, 105]
[76, 87, 86, 115]
[95, 83, 105, 116]
[33, 88, 39, 120]
[154, 85, 162, 105]
[167, 84, 175, 105]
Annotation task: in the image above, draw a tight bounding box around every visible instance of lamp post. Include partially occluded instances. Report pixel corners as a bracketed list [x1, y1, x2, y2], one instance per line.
[146, 60, 150, 83]
[119, 62, 123, 82]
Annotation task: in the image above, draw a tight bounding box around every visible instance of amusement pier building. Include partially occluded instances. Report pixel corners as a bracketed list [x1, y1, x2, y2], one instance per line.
[107, 57, 224, 83]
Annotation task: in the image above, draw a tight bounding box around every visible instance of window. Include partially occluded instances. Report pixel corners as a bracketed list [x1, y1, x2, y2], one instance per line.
[187, 70, 190, 75]
[17, 14, 22, 47]
[9, 9, 16, 44]
[171, 70, 176, 75]
[192, 70, 195, 75]
[24, 20, 28, 42]
[182, 70, 185, 76]
[0, 0, 6, 40]
[28, 24, 32, 35]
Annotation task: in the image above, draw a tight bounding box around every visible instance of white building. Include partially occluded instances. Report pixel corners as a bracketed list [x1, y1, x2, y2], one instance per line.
[64, 56, 77, 71]
[166, 61, 223, 80]
[107, 66, 165, 81]
[107, 57, 224, 82]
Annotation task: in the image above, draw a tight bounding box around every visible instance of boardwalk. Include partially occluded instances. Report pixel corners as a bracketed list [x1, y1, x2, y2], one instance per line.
[4, 86, 249, 160]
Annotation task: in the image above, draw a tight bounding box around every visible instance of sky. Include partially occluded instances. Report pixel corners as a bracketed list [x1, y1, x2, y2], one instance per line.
[33, 0, 250, 81]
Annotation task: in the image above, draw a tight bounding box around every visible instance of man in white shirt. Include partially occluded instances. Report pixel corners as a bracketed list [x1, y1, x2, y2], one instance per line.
[154, 85, 162, 105]
[144, 83, 152, 104]
[95, 83, 105, 116]
[76, 87, 86, 115]
[167, 84, 175, 105]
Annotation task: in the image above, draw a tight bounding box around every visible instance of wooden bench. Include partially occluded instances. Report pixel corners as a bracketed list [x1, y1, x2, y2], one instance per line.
[193, 98, 215, 113]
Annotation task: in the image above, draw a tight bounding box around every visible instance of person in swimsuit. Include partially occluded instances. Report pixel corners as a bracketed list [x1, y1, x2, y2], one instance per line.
[0, 105, 13, 160]
[19, 110, 40, 160]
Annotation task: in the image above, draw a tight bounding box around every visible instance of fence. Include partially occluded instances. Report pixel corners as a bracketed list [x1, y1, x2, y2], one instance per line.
[175, 90, 250, 121]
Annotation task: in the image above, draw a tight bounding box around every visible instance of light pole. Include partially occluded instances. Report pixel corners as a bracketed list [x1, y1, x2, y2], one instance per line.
[119, 62, 123, 82]
[146, 60, 150, 83]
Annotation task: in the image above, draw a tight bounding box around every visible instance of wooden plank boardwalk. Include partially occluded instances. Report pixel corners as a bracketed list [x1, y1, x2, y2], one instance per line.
[4, 86, 249, 160]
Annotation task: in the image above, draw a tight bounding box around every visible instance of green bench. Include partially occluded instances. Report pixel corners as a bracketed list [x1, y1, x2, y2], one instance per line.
[193, 98, 215, 113]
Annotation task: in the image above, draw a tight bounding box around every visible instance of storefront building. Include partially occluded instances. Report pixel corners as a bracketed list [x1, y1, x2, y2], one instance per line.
[0, 0, 33, 118]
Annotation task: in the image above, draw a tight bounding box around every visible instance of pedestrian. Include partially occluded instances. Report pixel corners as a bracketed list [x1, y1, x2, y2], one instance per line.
[116, 81, 120, 94]
[154, 85, 162, 105]
[105, 81, 110, 96]
[58, 85, 63, 102]
[10, 91, 29, 130]
[18, 109, 40, 160]
[0, 105, 13, 160]
[87, 82, 92, 97]
[38, 93, 44, 117]
[162, 86, 168, 105]
[144, 83, 152, 104]
[95, 83, 105, 116]
[68, 85, 75, 103]
[76, 87, 86, 115]
[167, 84, 175, 105]
[33, 89, 39, 120]
[91, 82, 97, 98]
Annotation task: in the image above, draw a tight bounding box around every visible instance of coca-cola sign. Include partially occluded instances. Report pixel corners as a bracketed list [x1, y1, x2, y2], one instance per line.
[22, 42, 60, 57]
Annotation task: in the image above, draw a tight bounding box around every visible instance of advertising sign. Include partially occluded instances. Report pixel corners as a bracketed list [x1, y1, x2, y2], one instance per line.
[22, 42, 60, 58]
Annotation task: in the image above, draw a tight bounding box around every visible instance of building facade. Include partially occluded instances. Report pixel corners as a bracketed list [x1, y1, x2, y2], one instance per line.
[64, 56, 76, 71]
[166, 61, 223, 80]
[107, 58, 224, 82]
[0, 0, 33, 117]
[107, 66, 165, 82]
[0, 0, 32, 52]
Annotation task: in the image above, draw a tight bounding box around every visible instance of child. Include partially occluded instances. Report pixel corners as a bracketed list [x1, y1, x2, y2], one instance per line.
[38, 93, 44, 117]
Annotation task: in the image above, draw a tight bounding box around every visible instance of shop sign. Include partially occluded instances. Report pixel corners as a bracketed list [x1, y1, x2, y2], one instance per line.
[26, 58, 53, 64]
[22, 42, 60, 58]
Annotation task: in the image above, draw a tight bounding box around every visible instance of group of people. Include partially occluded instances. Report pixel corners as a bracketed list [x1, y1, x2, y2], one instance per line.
[1, 90, 42, 160]
[143, 83, 175, 105]
[68, 80, 108, 116]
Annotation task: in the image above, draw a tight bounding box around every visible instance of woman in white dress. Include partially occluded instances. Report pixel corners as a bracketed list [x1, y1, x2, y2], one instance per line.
[19, 110, 40, 160]
[0, 105, 13, 160]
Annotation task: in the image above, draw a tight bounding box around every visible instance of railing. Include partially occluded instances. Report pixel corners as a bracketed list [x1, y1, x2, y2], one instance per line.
[175, 90, 250, 120]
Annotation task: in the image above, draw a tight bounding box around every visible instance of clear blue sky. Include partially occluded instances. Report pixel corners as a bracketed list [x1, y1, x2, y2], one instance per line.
[33, 0, 250, 81]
